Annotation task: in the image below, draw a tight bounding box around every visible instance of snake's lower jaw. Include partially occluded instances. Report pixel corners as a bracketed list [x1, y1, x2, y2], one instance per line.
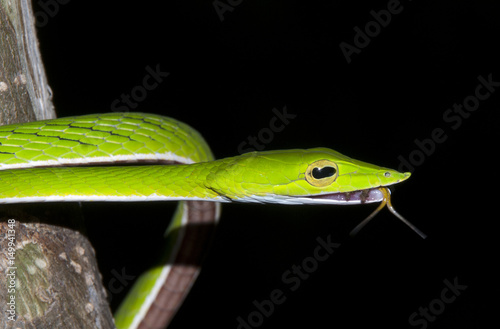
[309, 187, 384, 204]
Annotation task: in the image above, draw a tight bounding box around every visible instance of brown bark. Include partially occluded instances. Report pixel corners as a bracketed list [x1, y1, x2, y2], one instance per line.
[0, 1, 114, 328]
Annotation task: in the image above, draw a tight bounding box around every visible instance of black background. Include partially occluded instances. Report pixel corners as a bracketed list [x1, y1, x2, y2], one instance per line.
[34, 0, 498, 328]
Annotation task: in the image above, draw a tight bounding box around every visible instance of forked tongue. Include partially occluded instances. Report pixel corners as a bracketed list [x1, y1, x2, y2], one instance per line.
[349, 187, 427, 239]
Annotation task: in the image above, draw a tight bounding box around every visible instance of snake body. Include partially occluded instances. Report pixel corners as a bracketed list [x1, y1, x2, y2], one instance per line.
[0, 112, 416, 328]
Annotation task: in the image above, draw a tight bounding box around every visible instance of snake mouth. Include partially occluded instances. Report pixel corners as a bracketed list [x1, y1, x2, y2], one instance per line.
[307, 187, 385, 204]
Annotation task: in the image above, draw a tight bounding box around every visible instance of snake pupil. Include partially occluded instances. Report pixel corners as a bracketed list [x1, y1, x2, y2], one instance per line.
[312, 166, 336, 179]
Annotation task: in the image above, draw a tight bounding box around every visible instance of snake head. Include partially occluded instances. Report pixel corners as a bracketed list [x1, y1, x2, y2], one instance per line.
[206, 148, 423, 238]
[205, 148, 410, 205]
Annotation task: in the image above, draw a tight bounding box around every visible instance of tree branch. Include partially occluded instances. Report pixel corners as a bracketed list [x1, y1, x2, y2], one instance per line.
[0, 1, 114, 328]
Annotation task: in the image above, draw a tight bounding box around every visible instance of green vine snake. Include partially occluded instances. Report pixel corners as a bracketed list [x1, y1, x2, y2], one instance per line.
[0, 112, 425, 328]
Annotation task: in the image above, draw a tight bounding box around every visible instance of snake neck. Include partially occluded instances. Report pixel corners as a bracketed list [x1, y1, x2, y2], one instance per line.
[162, 156, 250, 202]
[155, 160, 229, 201]
[0, 160, 230, 203]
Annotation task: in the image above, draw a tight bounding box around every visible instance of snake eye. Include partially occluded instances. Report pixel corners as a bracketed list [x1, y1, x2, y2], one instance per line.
[312, 166, 336, 179]
[305, 160, 338, 187]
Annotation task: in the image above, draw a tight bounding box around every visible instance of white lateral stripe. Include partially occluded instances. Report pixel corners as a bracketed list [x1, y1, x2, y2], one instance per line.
[0, 195, 226, 204]
[130, 202, 221, 328]
[129, 203, 190, 329]
[0, 153, 195, 170]
[0, 192, 379, 206]
[233, 194, 384, 205]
